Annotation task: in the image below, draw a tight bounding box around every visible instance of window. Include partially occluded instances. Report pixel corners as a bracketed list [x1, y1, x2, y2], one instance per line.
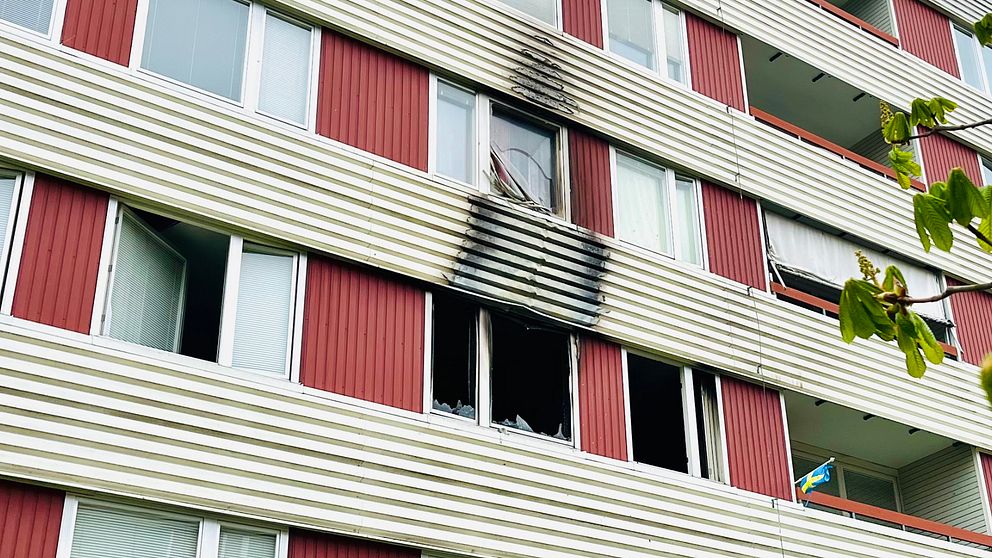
[0, 172, 23, 295]
[792, 453, 900, 512]
[0, 0, 54, 34]
[615, 151, 702, 265]
[490, 109, 559, 212]
[499, 0, 557, 25]
[102, 205, 302, 376]
[626, 353, 723, 479]
[605, 0, 686, 83]
[255, 11, 314, 125]
[981, 156, 992, 187]
[435, 80, 476, 184]
[63, 498, 284, 558]
[430, 293, 575, 443]
[953, 25, 992, 94]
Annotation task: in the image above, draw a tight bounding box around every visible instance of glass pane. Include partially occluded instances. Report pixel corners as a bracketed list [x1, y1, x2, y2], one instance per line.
[953, 27, 985, 91]
[499, 0, 555, 24]
[982, 158, 992, 187]
[606, 0, 655, 70]
[69, 505, 199, 558]
[983, 46, 992, 97]
[218, 527, 277, 558]
[0, 0, 53, 33]
[663, 7, 685, 83]
[674, 175, 701, 265]
[258, 13, 311, 125]
[844, 469, 899, 512]
[490, 112, 556, 210]
[231, 248, 295, 374]
[616, 153, 671, 254]
[0, 176, 17, 259]
[142, 0, 250, 101]
[436, 81, 475, 184]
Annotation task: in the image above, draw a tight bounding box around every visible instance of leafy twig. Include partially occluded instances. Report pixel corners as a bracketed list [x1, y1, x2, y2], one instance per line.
[907, 118, 992, 140]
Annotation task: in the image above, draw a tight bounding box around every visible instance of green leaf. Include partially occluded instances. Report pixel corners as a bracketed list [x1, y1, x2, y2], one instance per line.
[889, 146, 921, 189]
[839, 280, 893, 342]
[911, 311, 944, 365]
[839, 285, 858, 343]
[882, 265, 907, 293]
[895, 312, 918, 356]
[981, 355, 992, 408]
[930, 181, 948, 200]
[883, 112, 911, 144]
[945, 168, 985, 225]
[928, 97, 958, 124]
[976, 14, 992, 47]
[914, 194, 954, 251]
[914, 194, 932, 253]
[905, 348, 926, 379]
[909, 98, 933, 128]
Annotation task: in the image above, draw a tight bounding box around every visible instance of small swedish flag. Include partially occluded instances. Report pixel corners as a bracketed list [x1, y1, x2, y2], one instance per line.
[797, 462, 834, 494]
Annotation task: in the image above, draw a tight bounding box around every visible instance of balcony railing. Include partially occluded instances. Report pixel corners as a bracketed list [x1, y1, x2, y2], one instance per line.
[750, 107, 926, 191]
[798, 489, 992, 549]
[804, 0, 899, 47]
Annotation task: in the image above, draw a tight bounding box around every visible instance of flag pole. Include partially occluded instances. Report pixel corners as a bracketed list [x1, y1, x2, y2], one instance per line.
[793, 456, 835, 485]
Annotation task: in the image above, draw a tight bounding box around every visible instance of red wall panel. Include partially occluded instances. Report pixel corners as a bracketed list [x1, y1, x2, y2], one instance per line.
[981, 453, 992, 512]
[316, 31, 429, 171]
[300, 257, 426, 412]
[0, 479, 64, 558]
[947, 278, 992, 366]
[568, 130, 614, 237]
[578, 336, 627, 460]
[892, 0, 959, 76]
[919, 132, 983, 185]
[701, 182, 766, 290]
[61, 0, 139, 66]
[721, 376, 793, 500]
[289, 529, 420, 558]
[12, 175, 108, 334]
[562, 0, 604, 48]
[686, 14, 745, 111]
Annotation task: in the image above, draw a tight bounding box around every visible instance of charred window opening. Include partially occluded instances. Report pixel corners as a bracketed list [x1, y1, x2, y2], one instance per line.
[628, 354, 687, 472]
[490, 312, 572, 441]
[431, 294, 478, 419]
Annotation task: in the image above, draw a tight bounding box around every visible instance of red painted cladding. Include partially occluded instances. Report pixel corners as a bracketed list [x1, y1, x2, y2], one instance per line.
[289, 529, 420, 558]
[562, 0, 604, 48]
[686, 14, 745, 111]
[300, 257, 426, 412]
[569, 130, 614, 236]
[892, 0, 959, 76]
[60, 0, 139, 66]
[947, 278, 992, 366]
[721, 376, 793, 500]
[316, 31, 429, 171]
[701, 182, 766, 290]
[12, 175, 108, 334]
[0, 479, 64, 558]
[919, 132, 983, 184]
[981, 454, 992, 511]
[578, 336, 628, 460]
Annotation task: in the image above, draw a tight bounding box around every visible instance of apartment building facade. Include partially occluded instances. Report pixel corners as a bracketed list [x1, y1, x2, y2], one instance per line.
[3, 0, 992, 556]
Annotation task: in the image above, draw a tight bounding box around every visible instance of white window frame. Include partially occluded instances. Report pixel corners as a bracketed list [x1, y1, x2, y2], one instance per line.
[610, 147, 706, 267]
[55, 495, 289, 558]
[0, 0, 66, 42]
[601, 0, 691, 87]
[950, 22, 992, 94]
[980, 154, 992, 187]
[792, 447, 903, 512]
[428, 75, 479, 189]
[0, 168, 32, 315]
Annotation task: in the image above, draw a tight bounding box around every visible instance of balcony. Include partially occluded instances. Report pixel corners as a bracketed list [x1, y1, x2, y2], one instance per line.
[805, 0, 898, 46]
[785, 391, 992, 550]
[742, 36, 925, 191]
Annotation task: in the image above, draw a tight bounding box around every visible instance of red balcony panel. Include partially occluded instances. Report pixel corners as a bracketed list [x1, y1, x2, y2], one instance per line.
[686, 14, 745, 111]
[289, 529, 420, 558]
[701, 182, 765, 290]
[12, 175, 108, 334]
[0, 479, 65, 558]
[578, 336, 628, 460]
[569, 129, 613, 236]
[919, 131, 983, 185]
[721, 376, 793, 500]
[316, 31, 429, 171]
[61, 0, 139, 66]
[300, 256, 426, 412]
[982, 453, 992, 518]
[947, 277, 992, 366]
[563, 0, 604, 48]
[892, 0, 959, 76]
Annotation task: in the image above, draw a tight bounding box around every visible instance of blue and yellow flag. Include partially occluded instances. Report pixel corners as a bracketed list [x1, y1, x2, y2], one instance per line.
[797, 463, 833, 494]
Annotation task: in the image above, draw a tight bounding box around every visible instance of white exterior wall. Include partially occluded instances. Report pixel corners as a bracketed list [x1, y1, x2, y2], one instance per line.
[900, 445, 988, 535]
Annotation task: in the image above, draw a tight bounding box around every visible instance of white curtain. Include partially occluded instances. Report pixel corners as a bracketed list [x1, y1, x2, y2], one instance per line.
[69, 504, 199, 558]
[674, 175, 701, 265]
[257, 13, 311, 125]
[617, 153, 671, 255]
[232, 247, 295, 374]
[218, 527, 277, 558]
[662, 7, 685, 82]
[436, 81, 475, 183]
[765, 211, 945, 318]
[0, 0, 54, 33]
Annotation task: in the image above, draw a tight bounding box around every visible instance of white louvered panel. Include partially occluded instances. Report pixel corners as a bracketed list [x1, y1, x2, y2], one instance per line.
[0, 0, 53, 34]
[231, 248, 294, 374]
[257, 13, 311, 125]
[900, 445, 989, 535]
[219, 527, 277, 558]
[70, 504, 200, 558]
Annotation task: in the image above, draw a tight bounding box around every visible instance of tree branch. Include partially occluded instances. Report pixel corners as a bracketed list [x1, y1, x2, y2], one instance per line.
[897, 281, 992, 304]
[968, 223, 992, 248]
[906, 118, 992, 140]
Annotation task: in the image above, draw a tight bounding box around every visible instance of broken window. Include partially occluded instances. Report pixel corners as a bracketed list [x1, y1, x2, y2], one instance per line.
[431, 294, 477, 419]
[490, 109, 558, 213]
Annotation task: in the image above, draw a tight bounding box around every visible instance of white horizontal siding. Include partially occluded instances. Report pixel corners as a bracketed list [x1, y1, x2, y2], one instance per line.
[0, 321, 989, 558]
[900, 445, 988, 534]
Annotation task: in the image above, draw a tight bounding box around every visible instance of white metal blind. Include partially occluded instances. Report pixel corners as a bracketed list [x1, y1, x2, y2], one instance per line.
[0, 177, 16, 257]
[231, 248, 294, 374]
[257, 13, 311, 125]
[0, 0, 54, 33]
[218, 527, 277, 558]
[69, 504, 199, 558]
[108, 212, 186, 352]
[843, 469, 899, 511]
[499, 0, 555, 24]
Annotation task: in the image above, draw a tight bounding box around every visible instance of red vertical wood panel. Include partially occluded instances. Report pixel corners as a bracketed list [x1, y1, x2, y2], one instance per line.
[981, 453, 992, 512]
[568, 130, 614, 236]
[60, 0, 139, 66]
[562, 0, 604, 48]
[947, 277, 992, 366]
[685, 14, 745, 111]
[919, 132, 983, 185]
[721, 376, 793, 500]
[316, 31, 429, 171]
[0, 480, 64, 558]
[289, 529, 419, 558]
[701, 182, 766, 290]
[892, 0, 959, 76]
[300, 256, 426, 412]
[578, 336, 627, 460]
[12, 175, 108, 334]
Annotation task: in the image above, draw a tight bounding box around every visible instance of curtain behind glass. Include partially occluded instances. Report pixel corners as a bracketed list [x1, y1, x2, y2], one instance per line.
[490, 112, 555, 209]
[231, 248, 294, 374]
[69, 505, 199, 558]
[663, 7, 685, 83]
[674, 175, 701, 264]
[0, 0, 54, 33]
[606, 0, 655, 69]
[437, 82, 475, 183]
[142, 0, 250, 100]
[616, 154, 670, 254]
[258, 13, 311, 125]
